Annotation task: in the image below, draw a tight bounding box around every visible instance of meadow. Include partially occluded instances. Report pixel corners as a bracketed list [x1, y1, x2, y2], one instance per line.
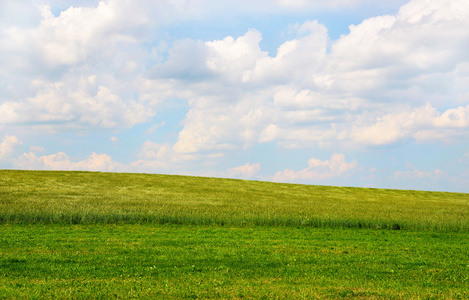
[1, 170, 468, 230]
[1, 170, 469, 299]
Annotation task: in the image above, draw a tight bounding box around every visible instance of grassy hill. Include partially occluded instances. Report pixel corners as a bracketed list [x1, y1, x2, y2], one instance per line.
[1, 170, 469, 298]
[1, 170, 468, 231]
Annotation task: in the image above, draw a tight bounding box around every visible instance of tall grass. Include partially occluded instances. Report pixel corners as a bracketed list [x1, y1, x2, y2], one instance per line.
[1, 170, 468, 231]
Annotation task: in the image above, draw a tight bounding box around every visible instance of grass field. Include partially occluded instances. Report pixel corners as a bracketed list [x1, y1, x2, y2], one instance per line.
[1, 170, 469, 299]
[1, 170, 468, 230]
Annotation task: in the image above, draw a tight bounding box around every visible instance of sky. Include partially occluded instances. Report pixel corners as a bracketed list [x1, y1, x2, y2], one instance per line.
[1, 0, 469, 193]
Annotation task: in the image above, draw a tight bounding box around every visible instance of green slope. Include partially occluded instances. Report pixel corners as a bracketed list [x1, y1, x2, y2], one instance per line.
[1, 170, 468, 231]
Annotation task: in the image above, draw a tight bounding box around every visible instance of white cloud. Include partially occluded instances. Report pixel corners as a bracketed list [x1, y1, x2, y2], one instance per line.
[173, 89, 271, 153]
[15, 151, 121, 171]
[271, 153, 359, 182]
[398, 0, 469, 24]
[0, 0, 204, 103]
[243, 21, 328, 84]
[433, 105, 469, 128]
[351, 104, 469, 146]
[0, 1, 43, 28]
[173, 107, 237, 153]
[0, 77, 153, 130]
[150, 29, 269, 83]
[324, 0, 469, 99]
[394, 168, 446, 180]
[130, 141, 196, 172]
[152, 0, 469, 154]
[0, 136, 22, 160]
[36, 4, 135, 65]
[149, 39, 214, 81]
[227, 162, 261, 179]
[12, 141, 196, 173]
[331, 0, 469, 71]
[149, 21, 327, 85]
[259, 124, 280, 143]
[3, 1, 151, 67]
[206, 29, 268, 82]
[2, 0, 468, 155]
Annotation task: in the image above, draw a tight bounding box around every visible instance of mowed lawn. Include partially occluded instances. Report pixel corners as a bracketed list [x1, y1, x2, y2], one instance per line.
[1, 170, 469, 299]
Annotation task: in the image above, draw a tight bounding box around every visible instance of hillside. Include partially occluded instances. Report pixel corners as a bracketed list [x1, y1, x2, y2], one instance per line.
[1, 170, 468, 231]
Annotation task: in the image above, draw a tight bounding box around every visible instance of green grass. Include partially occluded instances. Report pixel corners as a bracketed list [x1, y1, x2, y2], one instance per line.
[1, 170, 469, 299]
[1, 225, 468, 299]
[1, 170, 468, 231]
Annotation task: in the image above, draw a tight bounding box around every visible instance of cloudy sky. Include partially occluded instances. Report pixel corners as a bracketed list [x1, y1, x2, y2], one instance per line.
[1, 0, 469, 192]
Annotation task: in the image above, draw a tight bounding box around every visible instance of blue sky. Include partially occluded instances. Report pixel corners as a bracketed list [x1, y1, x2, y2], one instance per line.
[1, 0, 469, 193]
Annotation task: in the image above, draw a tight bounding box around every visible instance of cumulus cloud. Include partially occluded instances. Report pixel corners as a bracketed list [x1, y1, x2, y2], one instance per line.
[0, 136, 22, 160]
[271, 153, 359, 182]
[150, 29, 269, 83]
[34, 3, 146, 66]
[0, 1, 144, 92]
[0, 0, 167, 68]
[0, 0, 198, 128]
[243, 21, 328, 84]
[12, 140, 209, 174]
[173, 88, 271, 153]
[227, 162, 261, 179]
[152, 0, 469, 154]
[15, 151, 122, 171]
[351, 104, 469, 145]
[149, 39, 214, 81]
[206, 29, 268, 82]
[3, 0, 469, 154]
[433, 105, 469, 128]
[0, 76, 153, 130]
[130, 141, 196, 172]
[322, 0, 469, 106]
[331, 1, 469, 72]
